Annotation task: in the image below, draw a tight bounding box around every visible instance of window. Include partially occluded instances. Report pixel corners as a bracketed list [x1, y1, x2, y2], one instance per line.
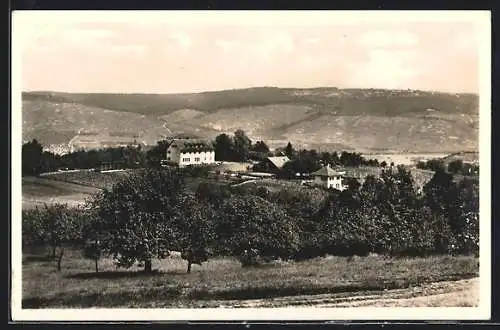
[336, 184, 340, 189]
[195, 157, 201, 162]
[167, 150, 171, 154]
[167, 156, 171, 160]
[182, 158, 190, 162]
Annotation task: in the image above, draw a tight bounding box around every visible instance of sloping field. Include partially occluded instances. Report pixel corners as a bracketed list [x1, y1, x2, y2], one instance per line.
[188, 104, 316, 135]
[22, 176, 101, 209]
[441, 151, 480, 165]
[160, 109, 205, 123]
[281, 115, 478, 153]
[22, 100, 170, 146]
[41, 170, 132, 189]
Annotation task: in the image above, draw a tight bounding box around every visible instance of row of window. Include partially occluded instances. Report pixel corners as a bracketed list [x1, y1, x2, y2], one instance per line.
[182, 157, 212, 162]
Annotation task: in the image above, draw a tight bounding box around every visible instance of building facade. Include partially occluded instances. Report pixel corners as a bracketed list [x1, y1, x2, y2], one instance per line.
[165, 138, 216, 167]
[311, 165, 347, 190]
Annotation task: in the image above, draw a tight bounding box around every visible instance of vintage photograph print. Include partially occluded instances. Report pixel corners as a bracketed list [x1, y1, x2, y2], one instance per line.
[11, 10, 491, 321]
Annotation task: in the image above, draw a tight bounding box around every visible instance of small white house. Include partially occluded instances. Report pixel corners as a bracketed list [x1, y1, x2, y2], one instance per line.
[311, 165, 347, 191]
[165, 138, 216, 167]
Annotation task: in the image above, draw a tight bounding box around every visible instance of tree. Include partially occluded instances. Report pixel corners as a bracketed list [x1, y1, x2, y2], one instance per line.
[340, 151, 364, 167]
[22, 139, 44, 176]
[214, 133, 235, 161]
[81, 208, 105, 273]
[145, 140, 170, 167]
[22, 203, 85, 271]
[83, 239, 102, 273]
[425, 159, 446, 172]
[196, 182, 232, 209]
[451, 177, 479, 255]
[233, 129, 252, 161]
[284, 142, 295, 158]
[252, 140, 270, 154]
[448, 159, 464, 174]
[359, 175, 383, 204]
[281, 152, 322, 178]
[320, 152, 332, 166]
[173, 195, 216, 273]
[344, 177, 361, 193]
[22, 207, 47, 248]
[91, 168, 185, 272]
[423, 168, 456, 218]
[215, 195, 299, 266]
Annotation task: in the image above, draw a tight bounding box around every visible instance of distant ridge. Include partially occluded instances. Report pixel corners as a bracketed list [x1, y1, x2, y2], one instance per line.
[22, 87, 479, 153]
[22, 86, 478, 116]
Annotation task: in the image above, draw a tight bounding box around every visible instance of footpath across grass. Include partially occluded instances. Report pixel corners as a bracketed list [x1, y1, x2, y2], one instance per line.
[21, 249, 479, 308]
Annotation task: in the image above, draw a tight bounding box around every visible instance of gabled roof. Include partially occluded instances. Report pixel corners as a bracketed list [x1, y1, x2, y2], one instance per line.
[168, 138, 214, 153]
[311, 165, 346, 177]
[267, 156, 290, 169]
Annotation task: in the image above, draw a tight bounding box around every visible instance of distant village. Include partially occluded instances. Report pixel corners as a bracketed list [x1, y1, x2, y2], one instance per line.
[26, 129, 479, 195]
[158, 137, 349, 190]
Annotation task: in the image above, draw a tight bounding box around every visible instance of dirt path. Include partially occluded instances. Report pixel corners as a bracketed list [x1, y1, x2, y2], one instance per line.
[210, 278, 479, 308]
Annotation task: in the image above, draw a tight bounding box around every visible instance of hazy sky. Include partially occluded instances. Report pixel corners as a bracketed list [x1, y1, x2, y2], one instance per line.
[15, 11, 486, 94]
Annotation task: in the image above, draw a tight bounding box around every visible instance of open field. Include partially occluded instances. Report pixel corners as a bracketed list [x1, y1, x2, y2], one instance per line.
[22, 176, 101, 209]
[22, 171, 239, 209]
[22, 249, 478, 308]
[361, 153, 451, 166]
[41, 170, 133, 189]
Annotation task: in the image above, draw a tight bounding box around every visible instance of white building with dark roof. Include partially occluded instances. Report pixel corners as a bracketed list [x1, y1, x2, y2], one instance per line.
[165, 138, 215, 167]
[311, 165, 347, 190]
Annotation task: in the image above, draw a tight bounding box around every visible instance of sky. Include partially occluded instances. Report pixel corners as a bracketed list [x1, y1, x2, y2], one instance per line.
[14, 11, 487, 94]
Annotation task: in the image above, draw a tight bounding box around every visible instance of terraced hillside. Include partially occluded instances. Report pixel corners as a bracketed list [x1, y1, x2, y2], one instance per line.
[22, 87, 479, 153]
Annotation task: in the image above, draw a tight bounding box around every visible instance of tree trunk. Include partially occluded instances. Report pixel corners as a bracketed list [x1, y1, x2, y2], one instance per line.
[56, 247, 64, 271]
[95, 258, 99, 273]
[144, 259, 152, 273]
[51, 246, 56, 259]
[187, 260, 192, 273]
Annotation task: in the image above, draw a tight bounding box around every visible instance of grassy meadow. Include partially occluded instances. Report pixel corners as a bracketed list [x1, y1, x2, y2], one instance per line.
[22, 248, 479, 308]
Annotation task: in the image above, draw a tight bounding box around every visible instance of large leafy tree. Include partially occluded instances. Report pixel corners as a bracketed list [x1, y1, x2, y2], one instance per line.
[451, 177, 479, 255]
[423, 168, 456, 218]
[214, 133, 235, 161]
[22, 139, 43, 176]
[172, 195, 217, 273]
[145, 140, 170, 167]
[215, 195, 300, 266]
[91, 168, 185, 272]
[233, 129, 252, 161]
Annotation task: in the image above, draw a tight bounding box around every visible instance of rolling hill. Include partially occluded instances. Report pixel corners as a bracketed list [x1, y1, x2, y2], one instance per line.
[22, 87, 480, 153]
